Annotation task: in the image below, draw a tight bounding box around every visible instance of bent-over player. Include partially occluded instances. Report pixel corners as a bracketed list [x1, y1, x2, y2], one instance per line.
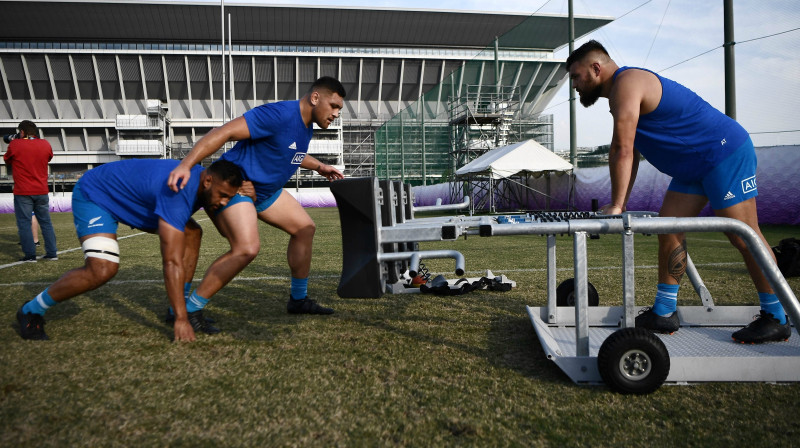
[16, 159, 242, 341]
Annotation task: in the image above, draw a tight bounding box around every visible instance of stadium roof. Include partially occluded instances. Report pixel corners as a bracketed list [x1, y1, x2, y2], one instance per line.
[2, 0, 612, 50]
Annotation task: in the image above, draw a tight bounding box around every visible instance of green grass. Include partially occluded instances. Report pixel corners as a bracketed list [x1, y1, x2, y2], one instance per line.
[1, 209, 799, 446]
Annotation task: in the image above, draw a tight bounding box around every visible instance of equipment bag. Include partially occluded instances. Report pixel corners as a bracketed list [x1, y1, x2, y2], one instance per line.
[773, 237, 800, 278]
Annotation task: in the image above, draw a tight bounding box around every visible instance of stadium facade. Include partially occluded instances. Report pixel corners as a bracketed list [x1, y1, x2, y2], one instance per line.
[0, 0, 610, 188]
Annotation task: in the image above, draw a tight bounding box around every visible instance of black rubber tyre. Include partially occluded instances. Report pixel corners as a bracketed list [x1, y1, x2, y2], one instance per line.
[556, 278, 599, 307]
[597, 327, 670, 395]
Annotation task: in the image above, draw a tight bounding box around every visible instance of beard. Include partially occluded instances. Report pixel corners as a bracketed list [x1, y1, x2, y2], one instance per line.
[578, 84, 603, 107]
[199, 187, 216, 211]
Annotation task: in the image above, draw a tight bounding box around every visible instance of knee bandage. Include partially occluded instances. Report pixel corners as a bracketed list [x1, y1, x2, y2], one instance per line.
[82, 236, 120, 263]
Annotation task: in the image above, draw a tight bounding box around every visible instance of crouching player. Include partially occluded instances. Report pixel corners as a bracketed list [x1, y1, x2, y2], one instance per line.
[15, 159, 242, 341]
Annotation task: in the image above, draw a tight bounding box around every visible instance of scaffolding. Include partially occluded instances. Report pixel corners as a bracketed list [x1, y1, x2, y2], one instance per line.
[447, 85, 520, 165]
[447, 85, 521, 207]
[372, 12, 570, 191]
[343, 119, 379, 178]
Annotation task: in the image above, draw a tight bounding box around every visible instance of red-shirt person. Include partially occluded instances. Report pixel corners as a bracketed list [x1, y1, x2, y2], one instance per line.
[3, 136, 53, 196]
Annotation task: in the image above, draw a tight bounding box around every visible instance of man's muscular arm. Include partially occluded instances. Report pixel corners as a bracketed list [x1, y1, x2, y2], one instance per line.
[301, 154, 344, 181]
[602, 73, 646, 214]
[158, 219, 195, 342]
[168, 117, 250, 192]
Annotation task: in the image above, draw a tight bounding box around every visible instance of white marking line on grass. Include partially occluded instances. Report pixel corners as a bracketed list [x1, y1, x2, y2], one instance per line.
[0, 218, 212, 270]
[0, 231, 149, 270]
[0, 262, 746, 288]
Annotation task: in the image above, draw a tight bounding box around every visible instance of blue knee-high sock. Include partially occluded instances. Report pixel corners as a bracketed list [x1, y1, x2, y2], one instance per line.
[22, 288, 57, 315]
[290, 277, 308, 300]
[186, 290, 209, 313]
[652, 283, 680, 316]
[759, 292, 786, 324]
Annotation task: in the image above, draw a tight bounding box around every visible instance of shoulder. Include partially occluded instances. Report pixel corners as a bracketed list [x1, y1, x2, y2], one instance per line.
[188, 164, 205, 182]
[252, 100, 295, 115]
[610, 69, 660, 109]
[613, 68, 659, 90]
[190, 163, 204, 175]
[245, 101, 294, 125]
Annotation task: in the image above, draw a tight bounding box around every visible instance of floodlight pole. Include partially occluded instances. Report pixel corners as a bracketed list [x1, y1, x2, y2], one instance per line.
[723, 0, 736, 119]
[221, 1, 226, 118]
[568, 0, 576, 210]
[568, 0, 576, 167]
[229, 13, 234, 121]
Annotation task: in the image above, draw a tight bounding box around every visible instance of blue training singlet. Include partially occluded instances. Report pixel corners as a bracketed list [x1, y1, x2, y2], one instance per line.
[613, 67, 750, 182]
[78, 159, 205, 232]
[220, 100, 313, 202]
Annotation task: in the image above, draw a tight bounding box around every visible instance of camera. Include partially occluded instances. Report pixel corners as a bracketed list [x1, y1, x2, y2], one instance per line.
[3, 133, 20, 143]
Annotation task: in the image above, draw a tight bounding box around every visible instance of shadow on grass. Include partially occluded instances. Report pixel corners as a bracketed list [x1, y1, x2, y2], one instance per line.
[22, 254, 345, 342]
[7, 282, 82, 339]
[208, 268, 347, 341]
[0, 233, 27, 264]
[8, 299, 82, 339]
[333, 289, 574, 387]
[80, 265, 179, 340]
[486, 313, 574, 385]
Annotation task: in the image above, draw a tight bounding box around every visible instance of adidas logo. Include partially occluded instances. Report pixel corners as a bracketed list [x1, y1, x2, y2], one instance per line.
[724, 191, 735, 201]
[289, 142, 297, 150]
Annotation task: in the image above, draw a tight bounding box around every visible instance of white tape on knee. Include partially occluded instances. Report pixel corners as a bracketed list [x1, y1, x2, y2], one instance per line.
[82, 236, 120, 263]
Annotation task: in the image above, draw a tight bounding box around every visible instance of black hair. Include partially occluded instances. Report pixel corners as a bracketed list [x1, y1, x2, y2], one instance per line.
[310, 76, 346, 98]
[18, 120, 37, 137]
[565, 40, 610, 71]
[207, 159, 243, 188]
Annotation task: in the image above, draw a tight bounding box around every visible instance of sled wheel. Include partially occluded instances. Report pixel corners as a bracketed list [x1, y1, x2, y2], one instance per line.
[556, 278, 599, 307]
[597, 327, 670, 395]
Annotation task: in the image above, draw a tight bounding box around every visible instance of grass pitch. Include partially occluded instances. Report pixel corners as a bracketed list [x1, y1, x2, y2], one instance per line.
[1, 208, 799, 446]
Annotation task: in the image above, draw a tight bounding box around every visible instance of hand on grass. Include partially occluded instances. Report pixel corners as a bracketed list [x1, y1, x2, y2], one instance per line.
[173, 318, 196, 342]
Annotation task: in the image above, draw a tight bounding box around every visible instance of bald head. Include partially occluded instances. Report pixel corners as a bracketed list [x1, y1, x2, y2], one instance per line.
[566, 40, 611, 72]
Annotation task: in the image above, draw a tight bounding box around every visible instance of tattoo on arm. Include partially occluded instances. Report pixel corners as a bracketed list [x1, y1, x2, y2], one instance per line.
[668, 240, 687, 283]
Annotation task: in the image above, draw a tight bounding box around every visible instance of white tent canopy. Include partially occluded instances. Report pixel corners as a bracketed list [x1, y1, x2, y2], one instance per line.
[454, 139, 574, 212]
[455, 139, 573, 179]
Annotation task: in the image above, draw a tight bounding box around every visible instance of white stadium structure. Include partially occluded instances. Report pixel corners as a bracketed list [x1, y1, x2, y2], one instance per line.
[0, 0, 610, 189]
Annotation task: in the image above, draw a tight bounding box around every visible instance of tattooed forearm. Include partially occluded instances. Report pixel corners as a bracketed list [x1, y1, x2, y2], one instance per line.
[668, 240, 687, 283]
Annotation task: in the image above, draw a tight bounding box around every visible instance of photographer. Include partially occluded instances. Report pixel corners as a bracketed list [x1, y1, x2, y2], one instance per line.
[3, 120, 57, 262]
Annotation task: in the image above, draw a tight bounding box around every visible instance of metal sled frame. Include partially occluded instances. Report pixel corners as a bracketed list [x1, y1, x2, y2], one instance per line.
[522, 214, 800, 384]
[331, 177, 800, 384]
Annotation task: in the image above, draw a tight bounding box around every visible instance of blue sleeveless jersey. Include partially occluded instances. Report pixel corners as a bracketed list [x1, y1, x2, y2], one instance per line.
[614, 67, 749, 182]
[78, 159, 204, 232]
[220, 100, 313, 202]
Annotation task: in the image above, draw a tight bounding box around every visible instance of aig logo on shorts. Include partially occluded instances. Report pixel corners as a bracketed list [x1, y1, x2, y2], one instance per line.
[741, 175, 757, 194]
[291, 153, 306, 165]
